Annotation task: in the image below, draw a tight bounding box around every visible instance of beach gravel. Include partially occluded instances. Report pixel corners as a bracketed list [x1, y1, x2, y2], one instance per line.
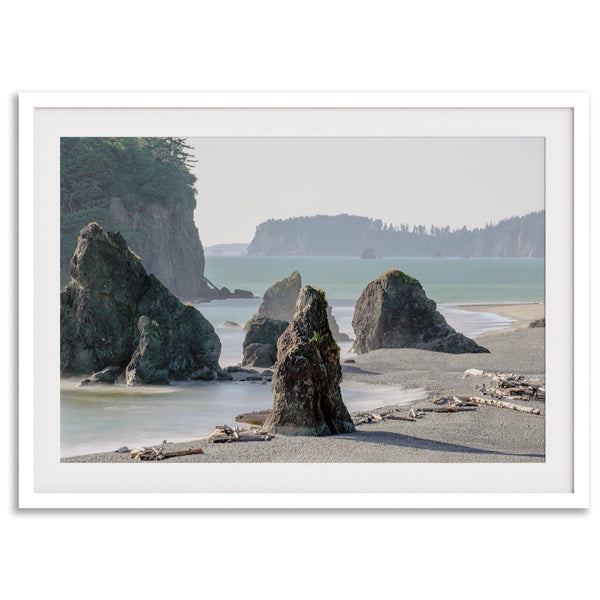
[62, 327, 545, 464]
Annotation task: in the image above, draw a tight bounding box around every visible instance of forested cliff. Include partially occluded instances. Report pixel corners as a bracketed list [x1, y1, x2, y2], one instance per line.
[60, 137, 209, 300]
[247, 212, 545, 258]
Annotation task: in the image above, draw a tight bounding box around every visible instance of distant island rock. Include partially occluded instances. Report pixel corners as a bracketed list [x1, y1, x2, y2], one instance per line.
[60, 223, 221, 384]
[214, 286, 254, 300]
[360, 248, 376, 259]
[352, 269, 489, 354]
[264, 286, 355, 436]
[247, 212, 545, 257]
[204, 243, 249, 256]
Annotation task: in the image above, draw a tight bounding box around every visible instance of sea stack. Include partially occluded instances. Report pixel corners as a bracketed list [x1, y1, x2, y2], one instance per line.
[264, 286, 355, 436]
[257, 271, 302, 322]
[352, 269, 489, 354]
[252, 271, 349, 342]
[241, 315, 288, 367]
[60, 223, 221, 383]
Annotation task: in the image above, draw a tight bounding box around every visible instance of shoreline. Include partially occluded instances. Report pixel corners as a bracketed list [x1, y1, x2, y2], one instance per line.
[455, 302, 545, 334]
[62, 324, 546, 463]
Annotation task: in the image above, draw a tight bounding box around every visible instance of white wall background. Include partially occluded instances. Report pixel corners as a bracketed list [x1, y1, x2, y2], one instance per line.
[2, 2, 597, 599]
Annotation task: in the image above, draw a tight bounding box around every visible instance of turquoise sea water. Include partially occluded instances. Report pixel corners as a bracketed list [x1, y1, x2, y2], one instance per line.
[61, 256, 544, 457]
[204, 256, 545, 304]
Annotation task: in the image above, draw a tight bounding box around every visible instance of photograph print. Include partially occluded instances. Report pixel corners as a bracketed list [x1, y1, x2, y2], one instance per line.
[59, 135, 545, 464]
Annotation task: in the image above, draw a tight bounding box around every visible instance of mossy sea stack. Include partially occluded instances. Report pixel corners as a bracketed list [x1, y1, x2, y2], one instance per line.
[264, 286, 355, 436]
[60, 223, 221, 382]
[352, 269, 489, 354]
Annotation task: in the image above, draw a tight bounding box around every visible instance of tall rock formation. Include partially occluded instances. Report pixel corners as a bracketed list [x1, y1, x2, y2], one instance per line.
[257, 271, 302, 322]
[352, 270, 489, 354]
[264, 286, 355, 436]
[60, 223, 221, 382]
[253, 271, 349, 341]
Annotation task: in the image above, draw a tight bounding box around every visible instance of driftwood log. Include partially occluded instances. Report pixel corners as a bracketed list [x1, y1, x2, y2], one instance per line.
[129, 441, 205, 461]
[463, 369, 545, 402]
[463, 396, 541, 414]
[434, 394, 540, 414]
[207, 425, 274, 443]
[162, 448, 205, 459]
[235, 410, 271, 426]
[352, 406, 425, 425]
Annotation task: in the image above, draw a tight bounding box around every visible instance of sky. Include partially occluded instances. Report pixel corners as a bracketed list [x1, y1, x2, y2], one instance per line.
[187, 137, 544, 247]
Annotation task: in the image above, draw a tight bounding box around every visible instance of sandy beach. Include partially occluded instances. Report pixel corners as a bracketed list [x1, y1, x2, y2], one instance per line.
[62, 302, 545, 464]
[457, 302, 545, 333]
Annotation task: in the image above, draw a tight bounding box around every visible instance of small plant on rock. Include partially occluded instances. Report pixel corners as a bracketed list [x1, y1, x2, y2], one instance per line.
[310, 331, 326, 345]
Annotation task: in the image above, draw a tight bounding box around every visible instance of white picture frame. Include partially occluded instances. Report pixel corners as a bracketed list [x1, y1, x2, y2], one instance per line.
[19, 92, 590, 509]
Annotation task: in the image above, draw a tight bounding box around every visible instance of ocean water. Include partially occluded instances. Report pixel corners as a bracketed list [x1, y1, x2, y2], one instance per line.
[61, 256, 544, 457]
[205, 256, 545, 304]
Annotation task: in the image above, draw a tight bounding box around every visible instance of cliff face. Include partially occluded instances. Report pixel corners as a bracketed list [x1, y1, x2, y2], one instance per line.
[60, 137, 210, 301]
[106, 197, 206, 300]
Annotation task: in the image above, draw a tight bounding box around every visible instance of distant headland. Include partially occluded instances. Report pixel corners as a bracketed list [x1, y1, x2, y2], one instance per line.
[246, 212, 545, 258]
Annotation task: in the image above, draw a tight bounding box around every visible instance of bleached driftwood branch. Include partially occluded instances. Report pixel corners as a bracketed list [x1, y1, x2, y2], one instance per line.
[207, 425, 274, 443]
[352, 406, 425, 425]
[456, 395, 541, 415]
[463, 369, 545, 401]
[129, 440, 205, 460]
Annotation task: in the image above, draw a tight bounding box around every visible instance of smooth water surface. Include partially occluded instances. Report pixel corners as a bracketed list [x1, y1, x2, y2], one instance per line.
[61, 379, 427, 457]
[205, 256, 545, 303]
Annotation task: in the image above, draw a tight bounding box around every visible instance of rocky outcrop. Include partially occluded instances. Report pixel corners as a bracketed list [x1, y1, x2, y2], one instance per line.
[352, 270, 489, 354]
[60, 223, 221, 383]
[125, 316, 170, 385]
[528, 318, 545, 328]
[257, 271, 302, 322]
[254, 271, 349, 342]
[326, 306, 350, 342]
[78, 365, 122, 386]
[264, 286, 355, 436]
[100, 196, 209, 300]
[241, 315, 288, 368]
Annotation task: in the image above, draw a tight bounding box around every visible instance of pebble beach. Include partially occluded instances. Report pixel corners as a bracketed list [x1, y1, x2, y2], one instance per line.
[62, 302, 545, 464]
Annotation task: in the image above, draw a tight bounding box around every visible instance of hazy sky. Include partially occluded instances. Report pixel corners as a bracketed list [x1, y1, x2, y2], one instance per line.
[188, 137, 544, 247]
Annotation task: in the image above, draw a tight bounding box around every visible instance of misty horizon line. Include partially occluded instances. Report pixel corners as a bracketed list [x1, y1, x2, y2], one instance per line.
[202, 209, 545, 247]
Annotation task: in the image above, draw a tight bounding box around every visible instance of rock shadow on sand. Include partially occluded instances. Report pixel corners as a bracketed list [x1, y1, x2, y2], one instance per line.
[338, 430, 544, 459]
[341, 365, 381, 376]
